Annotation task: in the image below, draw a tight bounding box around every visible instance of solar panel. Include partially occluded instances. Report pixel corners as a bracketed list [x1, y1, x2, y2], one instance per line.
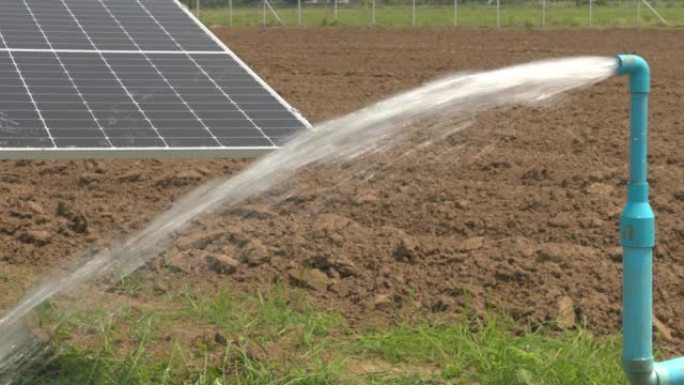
[0, 0, 309, 158]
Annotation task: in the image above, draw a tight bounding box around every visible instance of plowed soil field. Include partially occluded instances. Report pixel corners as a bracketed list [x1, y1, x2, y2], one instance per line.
[2, 28, 684, 351]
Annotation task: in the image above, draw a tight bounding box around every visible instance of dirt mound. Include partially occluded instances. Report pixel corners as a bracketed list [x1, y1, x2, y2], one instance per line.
[2, 28, 684, 350]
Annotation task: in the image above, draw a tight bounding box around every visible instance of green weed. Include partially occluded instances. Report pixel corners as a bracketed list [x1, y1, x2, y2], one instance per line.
[13, 285, 627, 384]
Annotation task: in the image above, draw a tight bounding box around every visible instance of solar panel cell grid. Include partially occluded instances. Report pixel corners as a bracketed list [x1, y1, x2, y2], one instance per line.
[0, 0, 223, 52]
[26, 1, 93, 50]
[0, 0, 308, 156]
[73, 0, 176, 51]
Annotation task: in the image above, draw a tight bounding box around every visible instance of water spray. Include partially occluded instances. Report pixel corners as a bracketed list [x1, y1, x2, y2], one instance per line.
[0, 55, 676, 382]
[617, 54, 684, 385]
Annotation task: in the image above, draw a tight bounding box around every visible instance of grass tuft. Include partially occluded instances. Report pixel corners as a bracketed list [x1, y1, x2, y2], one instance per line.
[355, 316, 626, 384]
[11, 285, 627, 384]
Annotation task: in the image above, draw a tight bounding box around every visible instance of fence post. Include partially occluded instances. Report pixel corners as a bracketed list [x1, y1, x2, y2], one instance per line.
[372, 0, 376, 25]
[228, 0, 233, 26]
[454, 0, 457, 26]
[412, 0, 416, 27]
[196, 0, 200, 18]
[589, 0, 592, 27]
[334, 0, 338, 21]
[298, 0, 302, 25]
[637, 0, 641, 26]
[263, 0, 266, 26]
[542, 0, 546, 28]
[496, 0, 500, 28]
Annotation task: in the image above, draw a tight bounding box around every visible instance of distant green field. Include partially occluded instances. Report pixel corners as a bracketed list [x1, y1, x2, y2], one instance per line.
[195, 2, 684, 28]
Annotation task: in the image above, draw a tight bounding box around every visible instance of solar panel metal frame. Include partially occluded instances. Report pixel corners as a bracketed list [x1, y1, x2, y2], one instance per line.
[0, 0, 310, 160]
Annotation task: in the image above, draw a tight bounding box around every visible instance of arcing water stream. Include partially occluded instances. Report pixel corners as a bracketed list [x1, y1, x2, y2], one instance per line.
[0, 56, 617, 380]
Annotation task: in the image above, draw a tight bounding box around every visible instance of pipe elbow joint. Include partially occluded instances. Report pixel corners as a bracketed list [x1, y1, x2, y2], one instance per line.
[623, 357, 684, 385]
[617, 55, 651, 94]
[623, 358, 658, 385]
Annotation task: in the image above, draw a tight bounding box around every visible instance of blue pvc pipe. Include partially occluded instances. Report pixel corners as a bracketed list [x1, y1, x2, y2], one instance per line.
[617, 55, 684, 385]
[657, 358, 684, 385]
[622, 246, 656, 385]
[617, 54, 656, 385]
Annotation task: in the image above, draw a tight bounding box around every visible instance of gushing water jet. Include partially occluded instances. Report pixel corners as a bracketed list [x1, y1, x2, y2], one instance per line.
[0, 56, 653, 383]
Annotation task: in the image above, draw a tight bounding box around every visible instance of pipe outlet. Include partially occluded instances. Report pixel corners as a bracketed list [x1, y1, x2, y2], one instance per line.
[617, 54, 651, 94]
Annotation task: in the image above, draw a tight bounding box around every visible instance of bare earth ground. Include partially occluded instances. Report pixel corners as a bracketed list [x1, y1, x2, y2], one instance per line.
[1, 29, 684, 351]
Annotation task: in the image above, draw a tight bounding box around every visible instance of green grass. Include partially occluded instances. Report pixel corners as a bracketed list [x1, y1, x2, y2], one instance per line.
[356, 319, 625, 384]
[195, 2, 684, 28]
[12, 283, 628, 385]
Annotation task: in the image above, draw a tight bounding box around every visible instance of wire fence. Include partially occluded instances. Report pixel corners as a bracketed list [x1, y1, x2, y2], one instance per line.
[179, 0, 683, 28]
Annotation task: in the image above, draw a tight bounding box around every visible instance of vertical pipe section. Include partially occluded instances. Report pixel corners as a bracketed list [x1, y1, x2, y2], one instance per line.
[618, 54, 684, 385]
[622, 247, 655, 385]
[617, 55, 657, 385]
